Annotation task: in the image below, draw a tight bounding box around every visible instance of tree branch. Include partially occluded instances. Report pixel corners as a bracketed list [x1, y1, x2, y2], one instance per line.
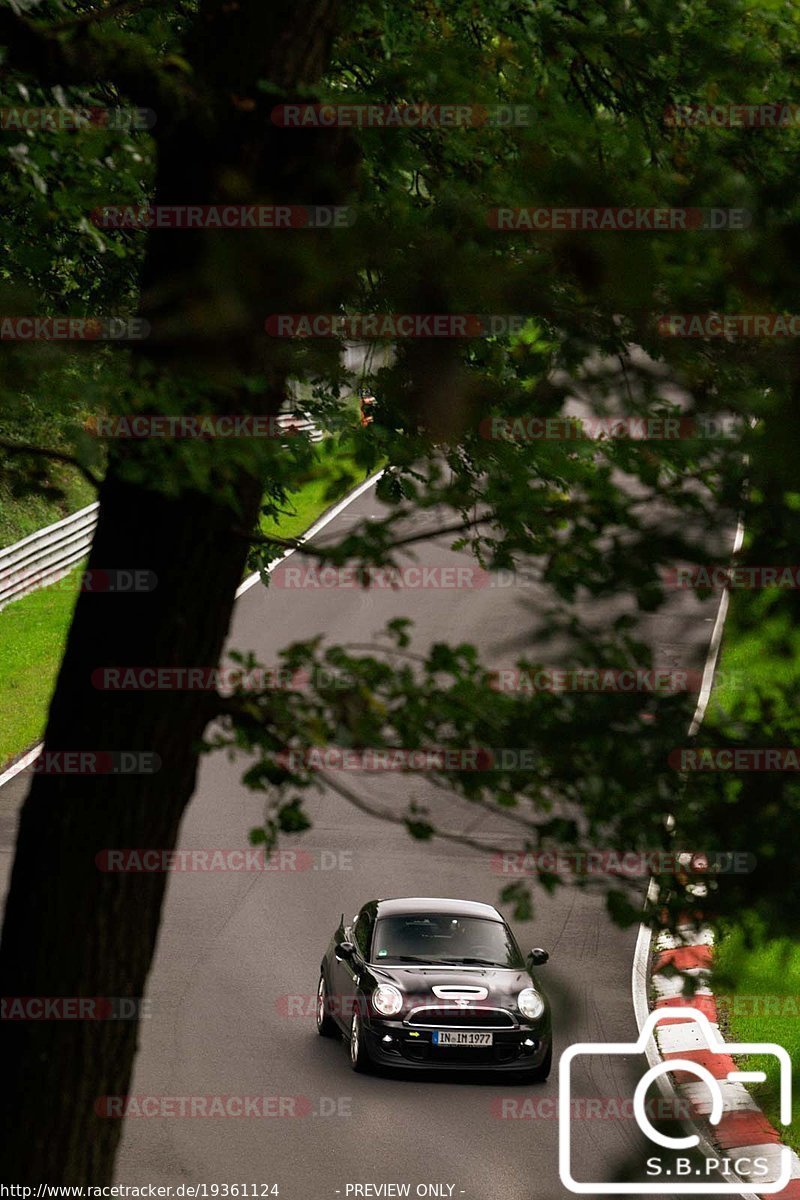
[364, 516, 489, 553]
[0, 436, 101, 490]
[236, 529, 304, 550]
[0, 7, 196, 122]
[425, 774, 541, 833]
[240, 515, 490, 557]
[48, 0, 156, 33]
[318, 768, 534, 859]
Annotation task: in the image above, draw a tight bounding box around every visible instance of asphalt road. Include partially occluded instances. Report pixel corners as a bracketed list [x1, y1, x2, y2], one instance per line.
[0, 472, 728, 1200]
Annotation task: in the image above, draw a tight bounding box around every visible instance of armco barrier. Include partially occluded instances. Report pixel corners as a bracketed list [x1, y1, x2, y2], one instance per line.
[275, 413, 324, 443]
[0, 412, 322, 611]
[0, 502, 99, 611]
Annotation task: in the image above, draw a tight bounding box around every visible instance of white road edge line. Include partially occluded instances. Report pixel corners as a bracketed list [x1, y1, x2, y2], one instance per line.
[630, 515, 760, 1200]
[0, 743, 47, 793]
[689, 516, 746, 737]
[0, 468, 385, 793]
[235, 468, 383, 599]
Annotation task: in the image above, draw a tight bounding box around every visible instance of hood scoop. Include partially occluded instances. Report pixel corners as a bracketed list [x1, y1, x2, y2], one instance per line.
[432, 985, 488, 1000]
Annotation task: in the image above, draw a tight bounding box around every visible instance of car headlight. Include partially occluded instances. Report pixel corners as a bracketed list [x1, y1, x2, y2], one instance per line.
[372, 984, 403, 1016]
[518, 987, 545, 1020]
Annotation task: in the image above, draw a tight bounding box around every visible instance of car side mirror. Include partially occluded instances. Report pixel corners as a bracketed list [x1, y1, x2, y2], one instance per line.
[335, 940, 356, 961]
[529, 947, 549, 966]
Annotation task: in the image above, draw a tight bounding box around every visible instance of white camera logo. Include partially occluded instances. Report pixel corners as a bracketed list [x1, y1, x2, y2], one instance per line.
[559, 1006, 792, 1194]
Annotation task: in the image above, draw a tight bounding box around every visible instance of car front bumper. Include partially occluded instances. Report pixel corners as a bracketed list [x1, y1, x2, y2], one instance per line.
[361, 1017, 551, 1072]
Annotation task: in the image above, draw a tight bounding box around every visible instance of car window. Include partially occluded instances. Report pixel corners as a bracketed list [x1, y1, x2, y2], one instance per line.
[353, 911, 373, 958]
[371, 914, 524, 967]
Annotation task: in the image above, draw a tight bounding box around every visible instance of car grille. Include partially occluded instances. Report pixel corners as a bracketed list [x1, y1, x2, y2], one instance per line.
[398, 1038, 526, 1065]
[405, 1005, 515, 1028]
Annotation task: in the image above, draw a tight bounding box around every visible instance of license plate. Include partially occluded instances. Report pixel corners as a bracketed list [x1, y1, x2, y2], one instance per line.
[432, 1031, 493, 1046]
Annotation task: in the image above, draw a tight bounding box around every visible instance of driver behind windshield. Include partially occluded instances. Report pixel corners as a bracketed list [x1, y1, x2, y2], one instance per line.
[371, 914, 522, 968]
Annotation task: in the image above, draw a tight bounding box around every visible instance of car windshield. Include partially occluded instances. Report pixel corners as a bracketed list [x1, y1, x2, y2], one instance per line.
[371, 913, 524, 968]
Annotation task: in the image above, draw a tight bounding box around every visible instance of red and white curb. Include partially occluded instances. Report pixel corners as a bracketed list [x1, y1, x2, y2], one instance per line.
[639, 925, 799, 1196]
[631, 515, 797, 1196]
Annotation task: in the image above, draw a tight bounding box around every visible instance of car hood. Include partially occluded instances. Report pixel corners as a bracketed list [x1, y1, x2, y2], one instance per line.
[368, 963, 537, 1004]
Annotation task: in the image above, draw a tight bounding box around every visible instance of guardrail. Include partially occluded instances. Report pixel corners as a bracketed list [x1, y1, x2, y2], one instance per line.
[0, 502, 99, 611]
[275, 412, 324, 442]
[0, 411, 323, 611]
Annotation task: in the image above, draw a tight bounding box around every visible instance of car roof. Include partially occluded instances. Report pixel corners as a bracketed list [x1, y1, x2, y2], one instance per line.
[373, 896, 504, 922]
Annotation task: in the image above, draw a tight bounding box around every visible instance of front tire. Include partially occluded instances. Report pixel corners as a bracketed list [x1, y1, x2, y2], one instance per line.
[316, 974, 338, 1038]
[349, 1010, 372, 1073]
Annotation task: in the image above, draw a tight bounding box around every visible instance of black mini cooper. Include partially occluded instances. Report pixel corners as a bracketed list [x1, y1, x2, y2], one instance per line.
[317, 896, 552, 1079]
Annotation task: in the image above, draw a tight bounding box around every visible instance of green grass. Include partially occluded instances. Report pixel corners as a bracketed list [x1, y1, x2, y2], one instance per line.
[0, 468, 95, 550]
[258, 443, 368, 542]
[713, 929, 800, 1150]
[703, 586, 800, 1148]
[705, 592, 800, 729]
[0, 445, 377, 767]
[0, 570, 83, 766]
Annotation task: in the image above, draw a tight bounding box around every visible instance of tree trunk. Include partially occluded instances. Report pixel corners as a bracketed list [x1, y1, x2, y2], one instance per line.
[0, 0, 349, 1179]
[0, 467, 271, 1180]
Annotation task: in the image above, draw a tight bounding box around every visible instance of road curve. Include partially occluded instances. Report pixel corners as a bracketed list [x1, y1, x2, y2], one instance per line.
[0, 477, 724, 1199]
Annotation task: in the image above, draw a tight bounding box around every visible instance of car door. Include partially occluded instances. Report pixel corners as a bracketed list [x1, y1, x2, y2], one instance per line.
[340, 909, 373, 1027]
[326, 913, 350, 1029]
[329, 911, 360, 1028]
